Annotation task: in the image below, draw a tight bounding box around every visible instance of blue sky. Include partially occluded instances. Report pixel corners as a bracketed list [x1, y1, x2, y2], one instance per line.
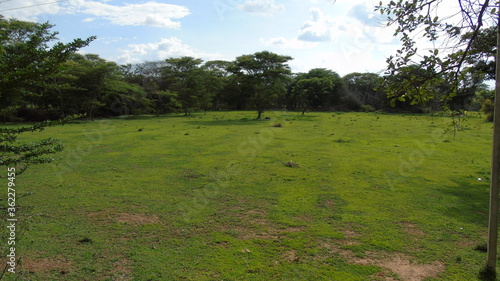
[1, 0, 402, 75]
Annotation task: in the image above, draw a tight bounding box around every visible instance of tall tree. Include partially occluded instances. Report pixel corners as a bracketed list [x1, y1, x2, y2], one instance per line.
[292, 77, 334, 115]
[202, 60, 232, 111]
[295, 68, 345, 110]
[376, 0, 499, 274]
[230, 51, 293, 119]
[0, 16, 94, 114]
[162, 57, 204, 116]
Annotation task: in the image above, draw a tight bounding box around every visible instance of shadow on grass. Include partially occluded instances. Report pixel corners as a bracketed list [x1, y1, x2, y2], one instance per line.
[437, 179, 490, 227]
[182, 118, 274, 126]
[108, 114, 189, 120]
[478, 267, 497, 281]
[280, 114, 320, 120]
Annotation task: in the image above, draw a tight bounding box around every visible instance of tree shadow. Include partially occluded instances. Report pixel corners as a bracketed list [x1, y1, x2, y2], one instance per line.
[108, 114, 189, 120]
[183, 118, 271, 126]
[437, 179, 490, 227]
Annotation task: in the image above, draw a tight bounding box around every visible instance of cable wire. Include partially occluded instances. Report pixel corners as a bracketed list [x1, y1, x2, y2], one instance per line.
[0, 0, 68, 13]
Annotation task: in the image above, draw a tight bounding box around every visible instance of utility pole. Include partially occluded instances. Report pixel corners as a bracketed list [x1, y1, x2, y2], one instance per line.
[486, 7, 500, 273]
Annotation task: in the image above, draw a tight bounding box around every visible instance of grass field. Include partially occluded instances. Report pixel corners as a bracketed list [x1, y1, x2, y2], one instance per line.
[1, 111, 496, 280]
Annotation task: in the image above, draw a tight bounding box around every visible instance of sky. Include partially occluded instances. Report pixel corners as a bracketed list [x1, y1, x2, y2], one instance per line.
[0, 0, 406, 76]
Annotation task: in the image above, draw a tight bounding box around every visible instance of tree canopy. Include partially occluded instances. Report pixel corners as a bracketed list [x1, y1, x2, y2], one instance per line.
[375, 0, 497, 108]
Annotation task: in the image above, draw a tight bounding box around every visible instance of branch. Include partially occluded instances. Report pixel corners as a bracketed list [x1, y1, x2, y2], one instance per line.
[455, 0, 491, 77]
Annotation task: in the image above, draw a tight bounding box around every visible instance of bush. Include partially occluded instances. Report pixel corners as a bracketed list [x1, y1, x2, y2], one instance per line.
[475, 90, 495, 122]
[481, 99, 494, 122]
[360, 104, 376, 112]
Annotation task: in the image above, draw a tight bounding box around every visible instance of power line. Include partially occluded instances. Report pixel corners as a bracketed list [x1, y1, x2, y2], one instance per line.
[0, 0, 68, 13]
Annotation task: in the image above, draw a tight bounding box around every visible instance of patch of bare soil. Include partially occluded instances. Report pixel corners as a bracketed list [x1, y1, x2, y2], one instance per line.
[21, 256, 72, 274]
[319, 242, 445, 281]
[399, 221, 426, 236]
[340, 228, 362, 240]
[381, 254, 445, 281]
[220, 208, 304, 240]
[110, 257, 134, 280]
[88, 211, 161, 226]
[282, 250, 300, 263]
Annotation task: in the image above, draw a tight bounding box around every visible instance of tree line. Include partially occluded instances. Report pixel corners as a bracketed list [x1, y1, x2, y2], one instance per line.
[0, 16, 494, 121]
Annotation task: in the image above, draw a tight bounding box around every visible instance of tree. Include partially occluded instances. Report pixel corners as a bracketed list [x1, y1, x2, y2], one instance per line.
[476, 89, 496, 121]
[230, 51, 293, 119]
[0, 17, 94, 277]
[0, 16, 95, 115]
[130, 61, 178, 115]
[376, 0, 499, 274]
[293, 68, 345, 110]
[202, 60, 232, 111]
[344, 72, 388, 110]
[376, 1, 496, 106]
[162, 57, 204, 116]
[292, 77, 334, 115]
[455, 26, 497, 81]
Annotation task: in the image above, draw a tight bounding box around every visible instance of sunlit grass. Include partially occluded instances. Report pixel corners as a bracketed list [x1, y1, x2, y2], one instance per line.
[2, 111, 495, 280]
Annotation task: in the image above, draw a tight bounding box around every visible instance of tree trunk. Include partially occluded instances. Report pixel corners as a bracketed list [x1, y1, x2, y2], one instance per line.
[486, 10, 500, 274]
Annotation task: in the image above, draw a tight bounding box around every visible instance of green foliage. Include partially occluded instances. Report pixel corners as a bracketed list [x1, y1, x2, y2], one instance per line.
[475, 89, 495, 121]
[343, 72, 388, 110]
[162, 57, 205, 115]
[0, 16, 95, 112]
[292, 77, 334, 114]
[200, 60, 231, 113]
[289, 68, 346, 113]
[0, 115, 80, 177]
[376, 1, 496, 110]
[230, 51, 293, 118]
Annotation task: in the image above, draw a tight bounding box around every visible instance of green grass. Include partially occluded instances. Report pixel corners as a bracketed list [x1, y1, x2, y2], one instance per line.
[1, 111, 496, 280]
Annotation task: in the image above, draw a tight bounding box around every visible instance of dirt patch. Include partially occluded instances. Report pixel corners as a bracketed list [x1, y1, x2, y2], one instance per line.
[88, 211, 161, 226]
[236, 225, 304, 240]
[110, 257, 134, 280]
[21, 256, 72, 274]
[382, 254, 445, 281]
[224, 208, 305, 240]
[341, 229, 361, 238]
[337, 239, 361, 246]
[319, 242, 444, 281]
[282, 250, 300, 263]
[399, 221, 426, 236]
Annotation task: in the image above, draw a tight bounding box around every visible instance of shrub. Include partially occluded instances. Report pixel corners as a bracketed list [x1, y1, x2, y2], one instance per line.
[360, 104, 376, 112]
[481, 99, 494, 122]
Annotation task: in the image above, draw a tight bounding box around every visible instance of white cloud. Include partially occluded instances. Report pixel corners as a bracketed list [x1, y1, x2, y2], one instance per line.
[67, 0, 190, 28]
[117, 37, 222, 64]
[291, 47, 389, 76]
[237, 0, 285, 16]
[0, 0, 190, 28]
[347, 3, 380, 26]
[260, 37, 319, 49]
[297, 7, 335, 42]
